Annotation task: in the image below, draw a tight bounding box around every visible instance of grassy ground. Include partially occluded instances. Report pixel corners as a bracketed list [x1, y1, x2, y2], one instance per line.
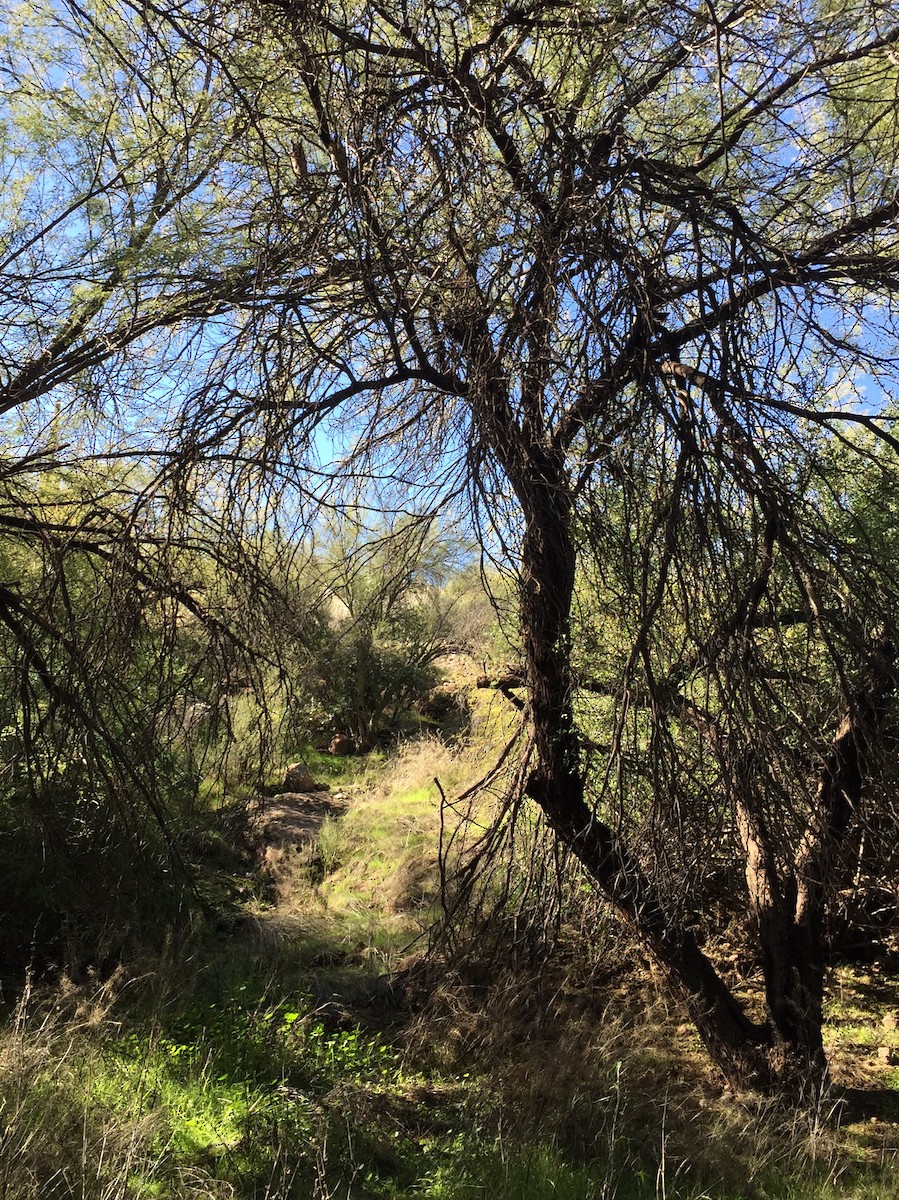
[4, 932, 899, 1198]
[3, 692, 899, 1197]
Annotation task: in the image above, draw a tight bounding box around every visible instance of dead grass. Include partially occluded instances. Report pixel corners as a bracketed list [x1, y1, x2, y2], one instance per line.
[392, 917, 899, 1199]
[277, 723, 899, 1197]
[9, 705, 899, 1200]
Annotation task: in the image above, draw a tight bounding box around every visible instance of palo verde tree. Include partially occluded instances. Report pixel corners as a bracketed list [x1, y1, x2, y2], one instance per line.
[296, 515, 461, 748]
[167, 0, 899, 1095]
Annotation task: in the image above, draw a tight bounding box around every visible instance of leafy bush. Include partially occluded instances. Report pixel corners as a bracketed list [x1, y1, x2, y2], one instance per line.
[286, 519, 463, 748]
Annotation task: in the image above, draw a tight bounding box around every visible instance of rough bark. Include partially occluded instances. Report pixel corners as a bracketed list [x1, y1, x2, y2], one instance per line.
[736, 792, 827, 1089]
[498, 410, 898, 1094]
[733, 640, 896, 1090]
[511, 452, 775, 1089]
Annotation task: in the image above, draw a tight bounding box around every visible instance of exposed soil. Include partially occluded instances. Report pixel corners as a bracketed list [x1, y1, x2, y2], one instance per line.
[242, 787, 350, 945]
[250, 789, 348, 849]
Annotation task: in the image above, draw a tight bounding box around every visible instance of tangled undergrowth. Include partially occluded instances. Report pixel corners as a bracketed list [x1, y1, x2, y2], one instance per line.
[2, 731, 899, 1199]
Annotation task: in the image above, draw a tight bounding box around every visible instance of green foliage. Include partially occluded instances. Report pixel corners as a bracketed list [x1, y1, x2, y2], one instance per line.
[6, 954, 899, 1200]
[0, 458, 266, 966]
[2, 726, 899, 1200]
[287, 518, 463, 747]
[0, 0, 306, 964]
[2, 0, 899, 1164]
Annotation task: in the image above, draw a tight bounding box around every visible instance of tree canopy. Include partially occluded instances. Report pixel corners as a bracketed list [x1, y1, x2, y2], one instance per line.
[4, 0, 899, 1094]
[158, 0, 895, 1093]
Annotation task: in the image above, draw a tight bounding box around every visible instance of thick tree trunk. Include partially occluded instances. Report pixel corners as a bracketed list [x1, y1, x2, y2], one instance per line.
[736, 794, 828, 1090]
[478, 359, 895, 1094]
[736, 640, 895, 1092]
[514, 457, 774, 1089]
[752, 888, 828, 1088]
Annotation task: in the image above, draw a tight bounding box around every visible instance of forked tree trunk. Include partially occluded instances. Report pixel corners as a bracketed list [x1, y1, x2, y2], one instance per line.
[736, 789, 829, 1090]
[739, 639, 896, 1090]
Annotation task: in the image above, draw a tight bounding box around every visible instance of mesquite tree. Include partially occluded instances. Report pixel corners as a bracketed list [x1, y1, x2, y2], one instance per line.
[134, 0, 899, 1092]
[240, 0, 899, 1091]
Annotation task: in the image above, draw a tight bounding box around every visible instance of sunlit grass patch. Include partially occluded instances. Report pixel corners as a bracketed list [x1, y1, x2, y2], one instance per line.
[6, 715, 899, 1200]
[90, 1034, 263, 1157]
[0, 970, 436, 1198]
[5, 956, 899, 1200]
[0, 990, 227, 1199]
[288, 745, 366, 788]
[313, 737, 473, 935]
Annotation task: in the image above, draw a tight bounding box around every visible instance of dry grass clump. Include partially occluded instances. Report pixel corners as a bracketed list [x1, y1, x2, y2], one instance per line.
[396, 930, 899, 1200]
[382, 847, 440, 914]
[0, 981, 145, 1199]
[0, 977, 231, 1200]
[362, 732, 481, 800]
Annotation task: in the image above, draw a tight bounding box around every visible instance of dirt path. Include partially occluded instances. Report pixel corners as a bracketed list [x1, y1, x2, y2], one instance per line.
[243, 786, 350, 944]
[251, 788, 348, 849]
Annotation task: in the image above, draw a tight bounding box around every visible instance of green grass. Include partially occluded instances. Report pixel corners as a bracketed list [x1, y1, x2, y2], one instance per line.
[307, 738, 479, 947]
[5, 961, 899, 1200]
[290, 746, 367, 788]
[4, 730, 899, 1200]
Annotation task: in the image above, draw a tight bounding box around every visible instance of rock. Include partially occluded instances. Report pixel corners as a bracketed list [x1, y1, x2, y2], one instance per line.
[328, 733, 355, 756]
[312, 999, 356, 1031]
[157, 695, 212, 741]
[881, 1011, 898, 1031]
[283, 761, 317, 791]
[876, 1045, 898, 1064]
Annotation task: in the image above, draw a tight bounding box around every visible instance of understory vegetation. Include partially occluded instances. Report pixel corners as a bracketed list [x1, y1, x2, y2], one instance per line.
[2, 680, 899, 1199]
[4, 0, 899, 1193]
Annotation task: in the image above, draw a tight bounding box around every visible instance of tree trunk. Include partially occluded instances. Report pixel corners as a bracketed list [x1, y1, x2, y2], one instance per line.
[736, 791, 828, 1091]
[513, 454, 774, 1089]
[736, 640, 896, 1092]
